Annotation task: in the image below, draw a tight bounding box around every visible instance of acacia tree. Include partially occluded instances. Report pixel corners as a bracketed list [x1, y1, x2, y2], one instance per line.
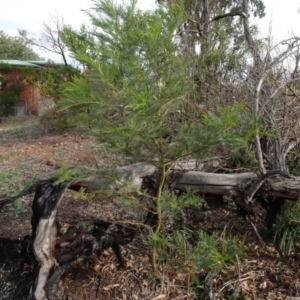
[60, 0, 252, 275]
[59, 24, 97, 72]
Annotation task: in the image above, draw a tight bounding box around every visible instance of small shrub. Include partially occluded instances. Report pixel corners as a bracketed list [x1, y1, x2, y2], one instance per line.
[150, 227, 245, 295]
[274, 201, 300, 255]
[40, 106, 73, 133]
[189, 231, 245, 273]
[0, 169, 21, 194]
[6, 198, 27, 217]
[0, 90, 18, 117]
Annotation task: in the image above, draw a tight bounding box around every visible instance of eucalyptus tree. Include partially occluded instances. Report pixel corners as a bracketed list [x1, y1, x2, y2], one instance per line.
[157, 0, 265, 54]
[157, 0, 266, 108]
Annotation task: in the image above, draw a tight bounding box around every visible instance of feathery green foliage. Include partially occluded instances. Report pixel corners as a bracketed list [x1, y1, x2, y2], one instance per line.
[274, 201, 300, 256]
[149, 226, 244, 293]
[59, 0, 254, 277]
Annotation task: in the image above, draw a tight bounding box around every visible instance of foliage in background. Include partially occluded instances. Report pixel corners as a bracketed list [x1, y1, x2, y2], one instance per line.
[0, 28, 80, 116]
[0, 61, 80, 117]
[35, 64, 81, 102]
[37, 63, 84, 132]
[0, 63, 31, 116]
[0, 90, 19, 116]
[158, 0, 265, 110]
[0, 30, 41, 60]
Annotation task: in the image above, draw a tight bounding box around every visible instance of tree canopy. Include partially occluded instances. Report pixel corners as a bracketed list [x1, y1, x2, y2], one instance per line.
[0, 30, 41, 60]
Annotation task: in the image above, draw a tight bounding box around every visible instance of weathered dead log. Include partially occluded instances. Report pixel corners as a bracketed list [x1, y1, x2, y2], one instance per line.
[31, 181, 69, 300]
[30, 180, 136, 300]
[69, 159, 225, 192]
[174, 171, 300, 200]
[70, 162, 157, 192]
[173, 171, 257, 196]
[70, 162, 300, 201]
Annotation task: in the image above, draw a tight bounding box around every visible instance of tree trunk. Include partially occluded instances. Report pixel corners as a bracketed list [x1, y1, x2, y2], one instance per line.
[31, 180, 69, 300]
[70, 162, 300, 200]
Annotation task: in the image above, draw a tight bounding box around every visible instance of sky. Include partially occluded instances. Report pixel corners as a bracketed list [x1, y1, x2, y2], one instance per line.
[0, 0, 299, 62]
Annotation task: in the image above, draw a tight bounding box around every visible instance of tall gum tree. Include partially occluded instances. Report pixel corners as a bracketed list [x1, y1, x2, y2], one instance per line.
[157, 0, 266, 107]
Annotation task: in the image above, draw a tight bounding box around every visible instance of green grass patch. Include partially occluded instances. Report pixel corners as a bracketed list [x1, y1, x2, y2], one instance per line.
[0, 169, 21, 187]
[0, 152, 20, 163]
[0, 168, 37, 196]
[274, 201, 300, 255]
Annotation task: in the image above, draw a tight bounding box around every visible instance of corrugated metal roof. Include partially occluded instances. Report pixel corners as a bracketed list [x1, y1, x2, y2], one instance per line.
[25, 61, 47, 64]
[0, 60, 44, 68]
[26, 61, 65, 66]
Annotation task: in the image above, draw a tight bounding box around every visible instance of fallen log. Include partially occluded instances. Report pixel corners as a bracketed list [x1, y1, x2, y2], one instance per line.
[69, 162, 300, 200]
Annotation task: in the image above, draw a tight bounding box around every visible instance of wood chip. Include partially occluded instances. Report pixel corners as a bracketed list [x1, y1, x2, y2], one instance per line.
[151, 295, 167, 300]
[103, 284, 120, 290]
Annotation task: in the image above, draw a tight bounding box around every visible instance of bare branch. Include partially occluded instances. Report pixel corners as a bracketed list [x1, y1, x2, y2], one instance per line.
[211, 11, 246, 22]
[32, 12, 69, 65]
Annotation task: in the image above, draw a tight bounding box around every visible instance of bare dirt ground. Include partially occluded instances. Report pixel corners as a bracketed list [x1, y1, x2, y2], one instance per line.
[0, 117, 300, 300]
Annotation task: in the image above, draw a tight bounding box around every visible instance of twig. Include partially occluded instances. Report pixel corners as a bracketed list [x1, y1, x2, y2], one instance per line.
[205, 271, 216, 300]
[219, 271, 264, 292]
[246, 216, 267, 248]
